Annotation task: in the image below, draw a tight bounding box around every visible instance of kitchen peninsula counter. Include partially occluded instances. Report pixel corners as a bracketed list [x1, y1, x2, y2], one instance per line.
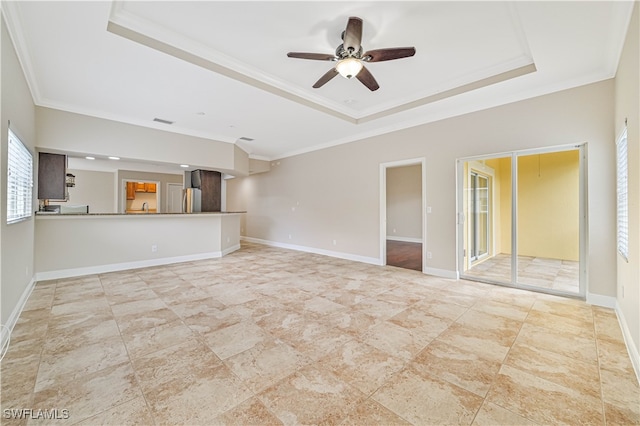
[35, 212, 245, 280]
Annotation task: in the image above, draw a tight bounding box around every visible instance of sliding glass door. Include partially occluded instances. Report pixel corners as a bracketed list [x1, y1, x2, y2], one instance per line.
[458, 145, 584, 297]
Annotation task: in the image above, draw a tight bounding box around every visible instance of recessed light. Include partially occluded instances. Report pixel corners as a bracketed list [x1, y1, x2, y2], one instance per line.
[180, 164, 189, 168]
[108, 156, 120, 160]
[85, 156, 95, 160]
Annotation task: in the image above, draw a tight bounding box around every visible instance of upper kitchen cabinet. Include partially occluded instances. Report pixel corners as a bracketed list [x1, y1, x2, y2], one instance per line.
[126, 182, 136, 200]
[191, 169, 221, 212]
[134, 182, 157, 193]
[38, 152, 66, 200]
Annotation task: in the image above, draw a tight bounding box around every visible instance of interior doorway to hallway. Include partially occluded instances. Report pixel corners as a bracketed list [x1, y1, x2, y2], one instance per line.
[457, 145, 585, 297]
[380, 158, 426, 273]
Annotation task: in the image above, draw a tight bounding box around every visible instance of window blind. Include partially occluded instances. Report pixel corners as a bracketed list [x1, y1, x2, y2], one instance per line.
[7, 129, 33, 224]
[616, 128, 628, 260]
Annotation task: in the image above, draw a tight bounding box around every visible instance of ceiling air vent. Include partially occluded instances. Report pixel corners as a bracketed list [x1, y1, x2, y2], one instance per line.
[153, 118, 174, 125]
[238, 137, 254, 142]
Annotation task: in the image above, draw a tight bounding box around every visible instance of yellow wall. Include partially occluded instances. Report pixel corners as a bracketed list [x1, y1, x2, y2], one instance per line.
[518, 150, 580, 260]
[493, 151, 579, 261]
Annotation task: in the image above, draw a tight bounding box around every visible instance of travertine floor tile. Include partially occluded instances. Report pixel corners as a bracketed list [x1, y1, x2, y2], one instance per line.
[486, 364, 604, 425]
[2, 242, 637, 426]
[339, 398, 411, 425]
[203, 320, 270, 360]
[372, 367, 484, 425]
[471, 401, 537, 426]
[224, 338, 310, 393]
[258, 365, 367, 425]
[75, 396, 154, 426]
[320, 340, 405, 396]
[411, 340, 502, 397]
[31, 362, 143, 424]
[213, 397, 284, 425]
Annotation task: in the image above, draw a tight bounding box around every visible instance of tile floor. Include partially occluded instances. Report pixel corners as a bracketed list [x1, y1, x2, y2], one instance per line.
[1, 242, 638, 425]
[463, 253, 580, 294]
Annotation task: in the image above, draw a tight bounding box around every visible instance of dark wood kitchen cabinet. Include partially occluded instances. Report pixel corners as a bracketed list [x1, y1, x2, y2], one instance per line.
[38, 152, 67, 200]
[191, 169, 221, 212]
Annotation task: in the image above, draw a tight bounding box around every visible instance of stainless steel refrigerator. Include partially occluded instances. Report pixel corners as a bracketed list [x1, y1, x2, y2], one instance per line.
[183, 188, 201, 213]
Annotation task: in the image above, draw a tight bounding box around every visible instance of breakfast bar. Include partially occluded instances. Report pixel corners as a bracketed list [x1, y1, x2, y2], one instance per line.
[35, 212, 244, 280]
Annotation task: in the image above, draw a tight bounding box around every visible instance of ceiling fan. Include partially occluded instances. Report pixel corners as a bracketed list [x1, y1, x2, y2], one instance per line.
[287, 17, 416, 91]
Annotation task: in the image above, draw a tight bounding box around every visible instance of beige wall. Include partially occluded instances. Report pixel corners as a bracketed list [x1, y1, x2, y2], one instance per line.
[227, 80, 616, 296]
[35, 214, 241, 278]
[614, 4, 639, 372]
[1, 17, 37, 327]
[66, 169, 116, 213]
[386, 165, 422, 241]
[35, 107, 250, 177]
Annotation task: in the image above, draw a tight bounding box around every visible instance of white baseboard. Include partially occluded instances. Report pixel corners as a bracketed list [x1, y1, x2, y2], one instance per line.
[1, 277, 36, 353]
[222, 244, 241, 257]
[35, 251, 228, 281]
[423, 267, 459, 280]
[387, 236, 422, 243]
[586, 292, 617, 309]
[242, 237, 382, 266]
[615, 302, 640, 384]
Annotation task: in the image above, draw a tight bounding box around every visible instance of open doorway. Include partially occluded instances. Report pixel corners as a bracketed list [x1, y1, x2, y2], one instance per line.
[123, 179, 160, 213]
[380, 158, 426, 272]
[458, 145, 585, 297]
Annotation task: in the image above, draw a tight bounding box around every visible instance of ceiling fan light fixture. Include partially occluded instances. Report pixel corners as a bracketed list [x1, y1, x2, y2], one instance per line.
[336, 57, 363, 79]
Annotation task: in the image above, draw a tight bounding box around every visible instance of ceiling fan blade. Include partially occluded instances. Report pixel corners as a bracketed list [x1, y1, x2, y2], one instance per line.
[356, 65, 379, 91]
[287, 52, 336, 61]
[363, 47, 416, 62]
[313, 68, 339, 88]
[343, 17, 363, 53]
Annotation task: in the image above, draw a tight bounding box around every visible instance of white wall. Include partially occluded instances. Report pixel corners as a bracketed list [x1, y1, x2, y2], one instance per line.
[614, 3, 639, 376]
[1, 16, 37, 328]
[227, 80, 616, 299]
[386, 165, 422, 241]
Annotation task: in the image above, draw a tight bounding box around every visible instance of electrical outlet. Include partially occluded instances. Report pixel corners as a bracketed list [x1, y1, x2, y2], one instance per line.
[332, 240, 337, 246]
[427, 251, 433, 259]
[151, 244, 158, 252]
[288, 234, 292, 240]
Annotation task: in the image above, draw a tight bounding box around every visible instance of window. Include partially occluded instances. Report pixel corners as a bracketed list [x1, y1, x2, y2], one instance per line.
[616, 127, 628, 261]
[7, 129, 33, 223]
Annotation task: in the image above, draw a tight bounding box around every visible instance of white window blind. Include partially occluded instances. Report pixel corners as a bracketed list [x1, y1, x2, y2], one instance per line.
[616, 127, 628, 261]
[7, 129, 33, 224]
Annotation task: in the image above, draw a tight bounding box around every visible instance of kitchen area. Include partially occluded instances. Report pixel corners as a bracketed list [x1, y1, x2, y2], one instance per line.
[34, 151, 244, 280]
[125, 181, 159, 213]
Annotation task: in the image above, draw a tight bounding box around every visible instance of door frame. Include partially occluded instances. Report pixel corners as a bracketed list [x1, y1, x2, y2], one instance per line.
[379, 157, 427, 272]
[466, 161, 496, 269]
[456, 143, 587, 298]
[121, 179, 161, 213]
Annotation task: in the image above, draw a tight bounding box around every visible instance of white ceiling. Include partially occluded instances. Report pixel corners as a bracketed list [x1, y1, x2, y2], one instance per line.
[3, 1, 635, 169]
